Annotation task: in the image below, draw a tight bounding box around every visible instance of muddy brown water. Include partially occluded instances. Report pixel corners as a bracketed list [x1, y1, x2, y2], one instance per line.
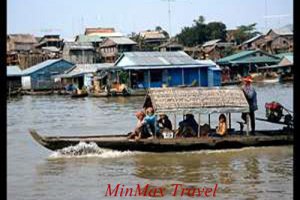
[7, 83, 293, 200]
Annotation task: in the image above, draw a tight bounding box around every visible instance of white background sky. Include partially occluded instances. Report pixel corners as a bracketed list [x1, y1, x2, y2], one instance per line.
[7, 0, 293, 38]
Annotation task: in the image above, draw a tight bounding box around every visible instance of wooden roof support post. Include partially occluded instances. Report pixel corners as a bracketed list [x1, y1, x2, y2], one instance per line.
[229, 113, 232, 129]
[128, 70, 131, 88]
[173, 113, 177, 138]
[182, 68, 184, 85]
[246, 113, 250, 136]
[198, 113, 201, 138]
[148, 70, 151, 88]
[198, 68, 201, 86]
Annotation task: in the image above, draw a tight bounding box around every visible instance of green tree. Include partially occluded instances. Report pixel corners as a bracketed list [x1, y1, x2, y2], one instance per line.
[176, 16, 208, 46]
[232, 23, 261, 44]
[176, 16, 227, 46]
[207, 22, 227, 41]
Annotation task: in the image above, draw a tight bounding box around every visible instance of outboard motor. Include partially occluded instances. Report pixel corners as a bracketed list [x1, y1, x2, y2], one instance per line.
[265, 102, 283, 122]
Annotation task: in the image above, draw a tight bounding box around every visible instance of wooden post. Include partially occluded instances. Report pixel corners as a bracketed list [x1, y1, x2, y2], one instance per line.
[208, 114, 211, 127]
[198, 113, 201, 137]
[173, 113, 177, 138]
[229, 113, 232, 129]
[128, 70, 131, 88]
[198, 68, 201, 86]
[182, 68, 184, 85]
[148, 70, 151, 88]
[246, 113, 250, 136]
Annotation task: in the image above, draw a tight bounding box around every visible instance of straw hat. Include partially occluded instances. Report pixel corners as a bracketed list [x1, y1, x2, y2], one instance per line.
[243, 76, 253, 83]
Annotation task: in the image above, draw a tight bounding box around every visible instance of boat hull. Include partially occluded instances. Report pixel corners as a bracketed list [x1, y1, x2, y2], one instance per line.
[71, 93, 88, 98]
[88, 92, 109, 97]
[29, 129, 293, 152]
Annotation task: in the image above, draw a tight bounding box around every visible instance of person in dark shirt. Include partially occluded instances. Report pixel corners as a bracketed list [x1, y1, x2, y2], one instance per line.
[158, 114, 172, 130]
[241, 76, 258, 135]
[177, 114, 199, 137]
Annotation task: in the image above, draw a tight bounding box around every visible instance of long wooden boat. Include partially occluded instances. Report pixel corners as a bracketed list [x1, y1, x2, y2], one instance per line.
[23, 90, 53, 95]
[88, 92, 109, 97]
[29, 129, 293, 152]
[71, 93, 88, 98]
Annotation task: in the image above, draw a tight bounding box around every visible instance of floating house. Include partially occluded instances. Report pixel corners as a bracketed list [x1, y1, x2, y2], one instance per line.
[21, 59, 74, 91]
[57, 63, 114, 90]
[139, 30, 167, 46]
[257, 53, 293, 74]
[114, 51, 221, 89]
[100, 37, 137, 63]
[158, 40, 183, 52]
[217, 50, 280, 77]
[7, 65, 23, 92]
[7, 34, 38, 52]
[35, 35, 63, 49]
[84, 27, 123, 38]
[62, 42, 97, 64]
[75, 35, 103, 47]
[200, 39, 235, 61]
[240, 26, 293, 54]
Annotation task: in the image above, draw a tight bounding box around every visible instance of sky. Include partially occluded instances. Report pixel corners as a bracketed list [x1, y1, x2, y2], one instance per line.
[7, 0, 293, 39]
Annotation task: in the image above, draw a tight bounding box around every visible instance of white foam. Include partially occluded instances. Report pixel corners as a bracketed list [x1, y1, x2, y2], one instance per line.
[174, 147, 260, 155]
[48, 142, 137, 159]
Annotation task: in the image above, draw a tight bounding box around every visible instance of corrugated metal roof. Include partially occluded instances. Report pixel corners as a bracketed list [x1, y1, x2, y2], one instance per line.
[196, 59, 220, 68]
[284, 55, 293, 63]
[8, 34, 37, 44]
[272, 27, 293, 36]
[242, 34, 262, 45]
[202, 39, 221, 47]
[217, 50, 280, 65]
[59, 63, 115, 78]
[108, 37, 137, 45]
[65, 42, 94, 50]
[87, 32, 124, 37]
[76, 35, 103, 43]
[139, 31, 166, 39]
[146, 87, 249, 114]
[41, 46, 60, 52]
[22, 59, 73, 75]
[275, 52, 293, 59]
[229, 56, 279, 64]
[117, 51, 199, 66]
[217, 50, 256, 64]
[7, 65, 22, 77]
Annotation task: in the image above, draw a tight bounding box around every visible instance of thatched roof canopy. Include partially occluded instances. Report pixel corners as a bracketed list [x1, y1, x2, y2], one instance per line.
[144, 87, 250, 114]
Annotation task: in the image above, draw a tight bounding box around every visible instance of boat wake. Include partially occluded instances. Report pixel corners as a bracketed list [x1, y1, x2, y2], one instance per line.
[48, 142, 136, 159]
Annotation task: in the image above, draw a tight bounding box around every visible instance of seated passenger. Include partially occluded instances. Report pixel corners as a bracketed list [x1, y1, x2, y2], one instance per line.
[176, 114, 199, 137]
[128, 111, 151, 140]
[157, 113, 173, 138]
[158, 113, 172, 130]
[144, 107, 159, 138]
[209, 114, 228, 137]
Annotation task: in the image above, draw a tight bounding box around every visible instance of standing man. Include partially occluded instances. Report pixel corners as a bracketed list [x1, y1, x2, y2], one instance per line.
[241, 76, 258, 135]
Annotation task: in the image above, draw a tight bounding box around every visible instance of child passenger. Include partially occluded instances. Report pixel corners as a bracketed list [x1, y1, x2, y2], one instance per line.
[209, 114, 228, 137]
[127, 111, 148, 140]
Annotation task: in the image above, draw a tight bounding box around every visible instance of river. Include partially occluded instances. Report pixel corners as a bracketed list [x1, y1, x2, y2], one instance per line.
[7, 82, 293, 200]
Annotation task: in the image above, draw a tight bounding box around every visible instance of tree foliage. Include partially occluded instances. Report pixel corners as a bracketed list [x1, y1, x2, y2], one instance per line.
[231, 23, 261, 44]
[176, 16, 227, 47]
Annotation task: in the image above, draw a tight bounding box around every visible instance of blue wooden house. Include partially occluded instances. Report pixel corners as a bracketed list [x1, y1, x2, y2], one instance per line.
[114, 51, 221, 88]
[21, 59, 74, 90]
[7, 65, 23, 91]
